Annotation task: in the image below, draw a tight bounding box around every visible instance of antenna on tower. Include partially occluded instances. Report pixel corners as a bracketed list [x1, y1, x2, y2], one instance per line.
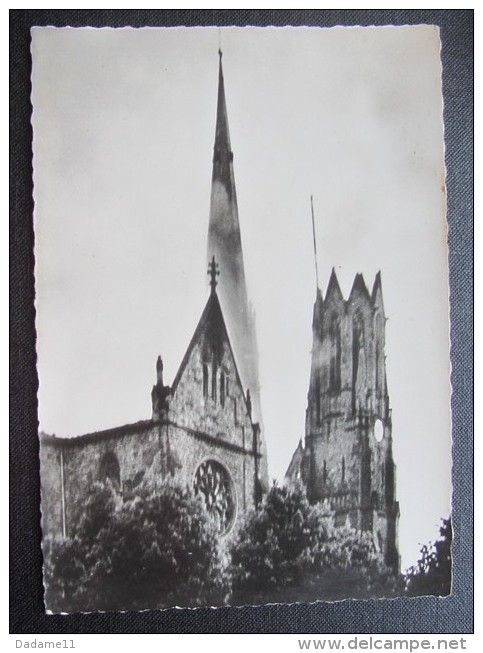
[310, 195, 320, 289]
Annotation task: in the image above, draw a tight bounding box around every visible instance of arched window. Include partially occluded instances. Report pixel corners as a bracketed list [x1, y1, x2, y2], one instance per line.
[193, 460, 235, 533]
[202, 364, 209, 399]
[323, 459, 327, 485]
[385, 459, 394, 505]
[352, 311, 365, 412]
[341, 456, 346, 484]
[220, 371, 225, 407]
[315, 372, 321, 425]
[329, 315, 341, 392]
[99, 451, 120, 489]
[211, 362, 217, 403]
[374, 312, 384, 392]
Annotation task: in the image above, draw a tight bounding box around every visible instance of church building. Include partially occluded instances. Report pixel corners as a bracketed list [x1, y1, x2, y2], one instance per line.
[40, 52, 265, 539]
[285, 269, 400, 571]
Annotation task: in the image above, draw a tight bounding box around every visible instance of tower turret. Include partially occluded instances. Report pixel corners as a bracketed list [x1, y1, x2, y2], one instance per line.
[152, 355, 170, 420]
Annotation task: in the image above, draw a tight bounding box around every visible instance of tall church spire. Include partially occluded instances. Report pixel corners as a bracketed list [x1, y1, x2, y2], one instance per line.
[207, 52, 268, 488]
[208, 50, 247, 303]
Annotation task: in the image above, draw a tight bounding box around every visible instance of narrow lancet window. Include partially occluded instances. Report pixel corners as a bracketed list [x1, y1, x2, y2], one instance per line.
[202, 364, 209, 399]
[374, 312, 383, 393]
[220, 372, 225, 407]
[329, 315, 341, 392]
[315, 372, 321, 425]
[352, 311, 365, 413]
[211, 362, 217, 403]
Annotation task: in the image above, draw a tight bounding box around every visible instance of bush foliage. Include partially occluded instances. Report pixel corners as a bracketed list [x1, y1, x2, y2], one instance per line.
[229, 482, 393, 603]
[43, 480, 229, 612]
[43, 479, 404, 611]
[405, 517, 452, 597]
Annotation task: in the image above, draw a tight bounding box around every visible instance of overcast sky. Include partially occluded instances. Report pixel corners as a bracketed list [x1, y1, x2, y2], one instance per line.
[32, 25, 451, 572]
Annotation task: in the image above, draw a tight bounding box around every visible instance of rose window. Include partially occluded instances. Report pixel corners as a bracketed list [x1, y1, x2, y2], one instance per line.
[193, 460, 235, 533]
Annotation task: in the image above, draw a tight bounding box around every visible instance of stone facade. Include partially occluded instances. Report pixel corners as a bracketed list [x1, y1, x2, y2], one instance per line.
[40, 287, 262, 539]
[285, 269, 400, 571]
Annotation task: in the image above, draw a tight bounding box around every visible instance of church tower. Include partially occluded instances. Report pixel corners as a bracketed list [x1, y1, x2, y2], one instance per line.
[288, 269, 400, 571]
[207, 51, 268, 487]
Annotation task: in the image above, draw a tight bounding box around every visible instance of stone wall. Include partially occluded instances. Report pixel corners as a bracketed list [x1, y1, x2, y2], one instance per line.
[166, 423, 259, 522]
[40, 422, 162, 537]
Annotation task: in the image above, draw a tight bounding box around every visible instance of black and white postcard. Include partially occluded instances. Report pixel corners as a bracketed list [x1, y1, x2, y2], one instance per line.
[32, 26, 452, 612]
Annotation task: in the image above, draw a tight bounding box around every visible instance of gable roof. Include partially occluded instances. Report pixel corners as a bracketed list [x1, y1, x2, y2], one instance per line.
[170, 290, 253, 419]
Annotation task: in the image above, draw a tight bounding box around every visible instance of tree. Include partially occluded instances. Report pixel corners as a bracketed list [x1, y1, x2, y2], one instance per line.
[42, 534, 88, 613]
[405, 517, 452, 597]
[43, 480, 230, 612]
[229, 481, 386, 603]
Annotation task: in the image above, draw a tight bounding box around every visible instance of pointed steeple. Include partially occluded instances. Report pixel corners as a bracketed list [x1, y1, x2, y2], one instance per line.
[206, 52, 267, 488]
[208, 51, 248, 304]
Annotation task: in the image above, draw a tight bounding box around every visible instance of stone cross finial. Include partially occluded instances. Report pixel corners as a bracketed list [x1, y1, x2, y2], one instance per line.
[208, 255, 220, 293]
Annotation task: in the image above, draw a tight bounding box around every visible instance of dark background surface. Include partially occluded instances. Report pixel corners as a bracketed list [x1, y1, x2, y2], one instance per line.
[10, 9, 473, 634]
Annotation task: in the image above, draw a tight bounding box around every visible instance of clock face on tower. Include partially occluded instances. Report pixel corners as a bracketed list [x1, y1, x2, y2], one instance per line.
[374, 418, 384, 443]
